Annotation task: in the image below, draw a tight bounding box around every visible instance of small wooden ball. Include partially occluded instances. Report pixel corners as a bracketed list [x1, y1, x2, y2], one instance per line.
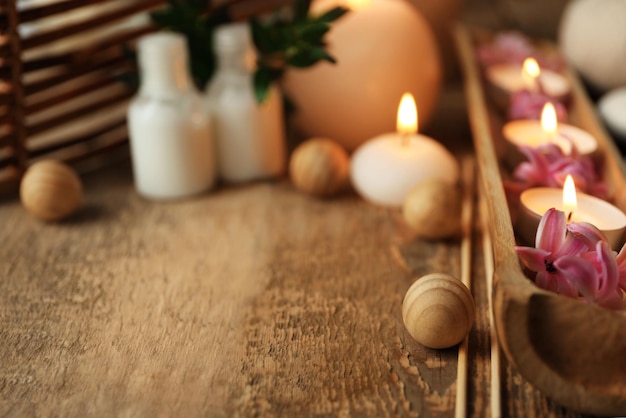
[402, 273, 475, 349]
[289, 138, 349, 197]
[403, 179, 461, 239]
[20, 160, 83, 221]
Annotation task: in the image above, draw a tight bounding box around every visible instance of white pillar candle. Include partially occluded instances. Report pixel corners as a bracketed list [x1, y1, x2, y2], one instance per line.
[502, 102, 598, 167]
[350, 93, 458, 207]
[517, 180, 626, 249]
[487, 62, 570, 97]
[485, 59, 570, 109]
[503, 120, 598, 155]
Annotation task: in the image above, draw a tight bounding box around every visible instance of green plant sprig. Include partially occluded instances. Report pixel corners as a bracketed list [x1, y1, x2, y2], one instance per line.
[250, 1, 347, 102]
[149, 0, 347, 103]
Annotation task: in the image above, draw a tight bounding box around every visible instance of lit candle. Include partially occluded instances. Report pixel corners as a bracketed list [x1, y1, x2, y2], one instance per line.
[502, 102, 598, 167]
[521, 57, 540, 92]
[485, 57, 570, 108]
[516, 175, 626, 249]
[350, 93, 459, 207]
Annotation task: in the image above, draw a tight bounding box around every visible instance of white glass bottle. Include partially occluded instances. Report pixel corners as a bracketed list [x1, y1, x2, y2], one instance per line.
[128, 32, 216, 199]
[206, 23, 286, 183]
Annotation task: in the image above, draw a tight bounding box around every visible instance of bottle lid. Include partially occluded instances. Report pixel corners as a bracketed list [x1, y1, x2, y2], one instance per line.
[213, 22, 252, 52]
[138, 32, 187, 70]
[137, 32, 191, 94]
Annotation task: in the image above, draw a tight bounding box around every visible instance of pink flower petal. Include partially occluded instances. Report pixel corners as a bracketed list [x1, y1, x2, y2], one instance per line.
[567, 221, 608, 247]
[595, 241, 619, 300]
[535, 269, 579, 299]
[516, 246, 551, 272]
[536, 208, 566, 250]
[553, 255, 597, 299]
[616, 244, 626, 291]
[554, 232, 593, 258]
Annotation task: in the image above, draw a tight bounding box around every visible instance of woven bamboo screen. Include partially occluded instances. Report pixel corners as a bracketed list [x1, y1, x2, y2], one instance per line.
[0, 0, 292, 197]
[0, 0, 166, 195]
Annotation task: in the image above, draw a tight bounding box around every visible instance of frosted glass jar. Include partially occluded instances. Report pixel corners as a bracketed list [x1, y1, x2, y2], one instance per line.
[206, 23, 286, 183]
[128, 32, 216, 200]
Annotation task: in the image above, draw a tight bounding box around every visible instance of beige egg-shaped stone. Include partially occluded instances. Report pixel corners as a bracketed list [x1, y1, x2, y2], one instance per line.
[403, 179, 461, 239]
[599, 87, 626, 142]
[289, 138, 349, 197]
[402, 273, 475, 349]
[20, 160, 83, 221]
[559, 0, 626, 92]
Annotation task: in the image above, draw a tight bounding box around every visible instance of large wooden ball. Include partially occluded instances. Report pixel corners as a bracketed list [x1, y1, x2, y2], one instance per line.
[402, 273, 475, 349]
[290, 138, 349, 197]
[282, 0, 442, 151]
[20, 160, 83, 221]
[403, 179, 461, 239]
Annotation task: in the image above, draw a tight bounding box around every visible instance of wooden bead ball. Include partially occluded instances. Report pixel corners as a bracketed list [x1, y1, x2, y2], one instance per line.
[20, 160, 83, 221]
[289, 138, 349, 197]
[402, 273, 475, 349]
[403, 179, 461, 239]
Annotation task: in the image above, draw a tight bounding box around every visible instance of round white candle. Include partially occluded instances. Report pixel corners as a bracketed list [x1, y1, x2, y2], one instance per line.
[517, 187, 626, 249]
[486, 62, 570, 98]
[350, 93, 458, 207]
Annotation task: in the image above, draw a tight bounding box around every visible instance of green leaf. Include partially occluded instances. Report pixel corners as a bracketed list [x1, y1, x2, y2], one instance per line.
[298, 22, 330, 43]
[254, 67, 272, 103]
[149, 0, 343, 96]
[250, 19, 275, 53]
[287, 46, 336, 68]
[316, 6, 348, 24]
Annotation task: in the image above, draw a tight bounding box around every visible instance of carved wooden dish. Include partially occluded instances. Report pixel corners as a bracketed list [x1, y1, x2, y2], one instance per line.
[455, 25, 626, 416]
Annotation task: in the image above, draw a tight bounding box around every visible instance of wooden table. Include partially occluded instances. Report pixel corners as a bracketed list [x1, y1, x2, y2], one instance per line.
[0, 85, 596, 417]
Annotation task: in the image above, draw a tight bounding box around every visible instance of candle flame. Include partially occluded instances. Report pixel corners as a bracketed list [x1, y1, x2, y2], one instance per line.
[397, 93, 418, 136]
[563, 174, 577, 221]
[541, 102, 558, 136]
[522, 57, 540, 91]
[522, 57, 540, 79]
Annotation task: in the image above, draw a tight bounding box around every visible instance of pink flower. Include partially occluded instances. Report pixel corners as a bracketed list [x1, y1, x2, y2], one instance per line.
[516, 208, 625, 309]
[616, 246, 626, 292]
[513, 143, 608, 199]
[476, 31, 564, 71]
[508, 92, 568, 121]
[577, 241, 625, 309]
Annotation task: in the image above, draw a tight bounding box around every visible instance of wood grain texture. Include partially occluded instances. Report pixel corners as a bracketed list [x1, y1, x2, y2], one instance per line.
[0, 162, 459, 417]
[0, 85, 599, 417]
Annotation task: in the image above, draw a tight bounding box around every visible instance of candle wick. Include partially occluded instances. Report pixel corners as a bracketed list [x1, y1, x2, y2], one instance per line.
[567, 211, 573, 223]
[531, 77, 538, 94]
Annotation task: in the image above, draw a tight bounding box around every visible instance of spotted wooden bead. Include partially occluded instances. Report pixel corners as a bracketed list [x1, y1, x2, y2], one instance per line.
[289, 138, 349, 197]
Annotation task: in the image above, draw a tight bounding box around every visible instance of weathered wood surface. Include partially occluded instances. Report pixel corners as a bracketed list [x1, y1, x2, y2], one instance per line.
[0, 85, 597, 417]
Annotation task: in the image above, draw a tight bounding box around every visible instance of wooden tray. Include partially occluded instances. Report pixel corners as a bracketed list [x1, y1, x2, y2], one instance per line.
[454, 25, 626, 416]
